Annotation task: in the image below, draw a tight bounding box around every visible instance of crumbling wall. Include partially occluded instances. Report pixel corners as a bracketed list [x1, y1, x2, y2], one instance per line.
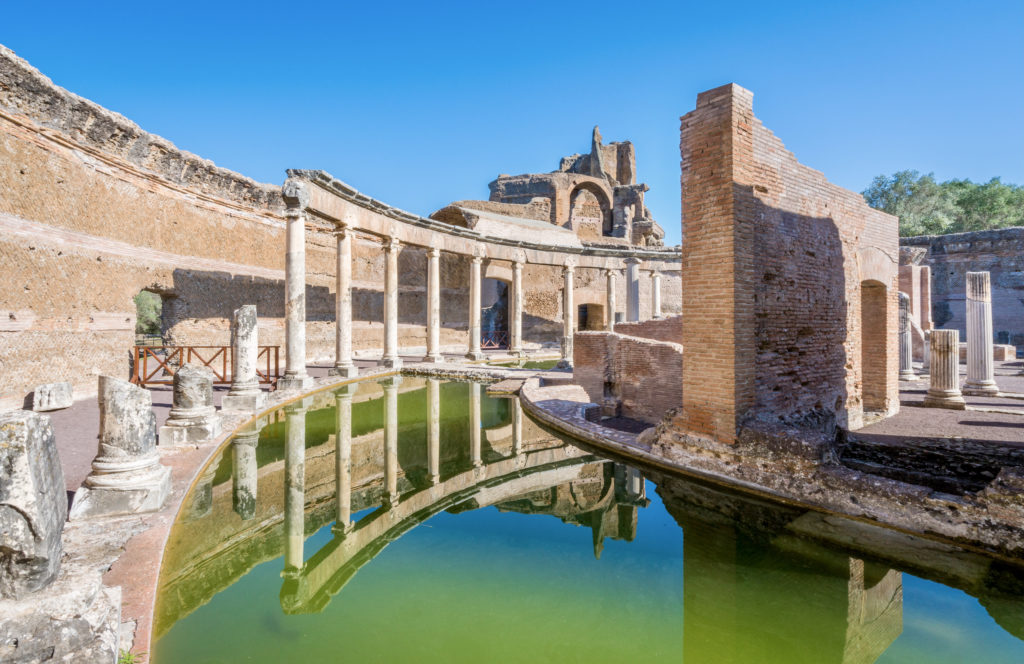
[901, 228, 1024, 348]
[614, 315, 681, 344]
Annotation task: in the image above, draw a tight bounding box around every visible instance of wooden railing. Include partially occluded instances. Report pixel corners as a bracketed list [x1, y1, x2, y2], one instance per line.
[130, 345, 280, 387]
[481, 330, 509, 350]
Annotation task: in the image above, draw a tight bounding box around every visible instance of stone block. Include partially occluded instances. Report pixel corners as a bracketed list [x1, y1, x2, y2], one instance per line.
[0, 410, 67, 599]
[32, 381, 73, 412]
[159, 363, 222, 445]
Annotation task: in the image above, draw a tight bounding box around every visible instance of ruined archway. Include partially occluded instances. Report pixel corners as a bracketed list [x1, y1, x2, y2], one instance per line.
[860, 280, 889, 413]
[569, 182, 612, 237]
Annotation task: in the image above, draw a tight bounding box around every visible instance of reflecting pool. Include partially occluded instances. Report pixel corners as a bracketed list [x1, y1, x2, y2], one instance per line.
[154, 378, 1024, 663]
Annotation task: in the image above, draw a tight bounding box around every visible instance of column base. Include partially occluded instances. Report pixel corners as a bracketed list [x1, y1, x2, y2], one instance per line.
[328, 364, 359, 378]
[465, 351, 486, 362]
[277, 373, 314, 391]
[963, 381, 1000, 396]
[331, 521, 354, 537]
[923, 390, 967, 410]
[222, 390, 267, 412]
[382, 356, 403, 369]
[421, 354, 445, 364]
[68, 464, 172, 520]
[509, 348, 525, 358]
[899, 370, 919, 381]
[159, 416, 222, 446]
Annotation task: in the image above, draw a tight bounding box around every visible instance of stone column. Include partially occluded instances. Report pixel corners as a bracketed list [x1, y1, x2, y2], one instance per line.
[964, 271, 999, 395]
[466, 256, 485, 361]
[512, 397, 523, 457]
[330, 225, 358, 378]
[0, 410, 66, 598]
[510, 260, 524, 357]
[898, 293, 917, 381]
[922, 329, 932, 375]
[625, 258, 641, 322]
[332, 385, 355, 535]
[159, 363, 222, 445]
[382, 237, 403, 369]
[279, 180, 313, 391]
[69, 376, 171, 520]
[283, 398, 309, 578]
[469, 382, 482, 468]
[427, 378, 440, 484]
[923, 330, 966, 409]
[383, 376, 401, 507]
[424, 247, 444, 363]
[651, 269, 663, 319]
[558, 264, 575, 369]
[231, 418, 263, 521]
[605, 268, 617, 331]
[222, 305, 266, 412]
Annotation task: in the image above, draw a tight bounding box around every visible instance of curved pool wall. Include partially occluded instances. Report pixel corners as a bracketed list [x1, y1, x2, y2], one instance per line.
[152, 376, 1024, 663]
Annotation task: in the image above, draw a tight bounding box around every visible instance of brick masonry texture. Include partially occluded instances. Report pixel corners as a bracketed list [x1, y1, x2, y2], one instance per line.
[677, 84, 899, 443]
[574, 329, 682, 424]
[613, 315, 682, 344]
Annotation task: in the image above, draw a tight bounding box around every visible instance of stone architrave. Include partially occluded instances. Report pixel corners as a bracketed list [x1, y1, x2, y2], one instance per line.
[964, 271, 999, 395]
[923, 330, 966, 410]
[32, 381, 73, 412]
[222, 305, 267, 412]
[0, 410, 67, 598]
[898, 293, 917, 381]
[69, 376, 171, 520]
[159, 364, 222, 445]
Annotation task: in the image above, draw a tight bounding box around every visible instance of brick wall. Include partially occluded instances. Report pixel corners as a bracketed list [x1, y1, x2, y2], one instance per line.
[613, 315, 681, 343]
[574, 330, 683, 425]
[677, 84, 899, 443]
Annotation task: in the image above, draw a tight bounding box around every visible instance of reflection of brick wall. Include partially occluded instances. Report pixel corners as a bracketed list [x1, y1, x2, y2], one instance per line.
[574, 330, 682, 425]
[613, 316, 681, 344]
[677, 84, 898, 442]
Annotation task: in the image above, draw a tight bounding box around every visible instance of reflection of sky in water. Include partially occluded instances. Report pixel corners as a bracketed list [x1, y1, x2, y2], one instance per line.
[154, 380, 1024, 664]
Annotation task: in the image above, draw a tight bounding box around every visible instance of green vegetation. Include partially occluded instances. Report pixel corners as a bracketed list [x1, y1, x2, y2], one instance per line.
[862, 171, 1024, 237]
[134, 290, 162, 336]
[118, 649, 145, 664]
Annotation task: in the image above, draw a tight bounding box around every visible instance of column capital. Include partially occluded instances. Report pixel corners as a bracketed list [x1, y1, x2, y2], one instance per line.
[331, 222, 351, 237]
[384, 236, 401, 252]
[470, 255, 483, 265]
[282, 178, 311, 212]
[427, 246, 441, 258]
[512, 260, 523, 272]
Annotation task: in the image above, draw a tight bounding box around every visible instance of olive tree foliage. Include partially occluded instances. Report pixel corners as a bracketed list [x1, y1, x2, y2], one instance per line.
[134, 290, 162, 335]
[863, 170, 1024, 236]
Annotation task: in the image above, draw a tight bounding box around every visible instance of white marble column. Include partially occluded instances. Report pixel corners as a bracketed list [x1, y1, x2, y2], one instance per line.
[383, 376, 401, 507]
[424, 247, 443, 363]
[466, 256, 484, 361]
[923, 330, 966, 409]
[625, 258, 641, 322]
[427, 378, 440, 484]
[651, 269, 662, 319]
[558, 264, 575, 369]
[510, 260, 524, 357]
[964, 271, 999, 395]
[283, 398, 309, 577]
[330, 225, 357, 378]
[469, 382, 482, 468]
[231, 420, 261, 520]
[279, 184, 313, 391]
[382, 237, 403, 369]
[605, 269, 617, 331]
[223, 304, 266, 411]
[332, 385, 354, 535]
[899, 292, 917, 381]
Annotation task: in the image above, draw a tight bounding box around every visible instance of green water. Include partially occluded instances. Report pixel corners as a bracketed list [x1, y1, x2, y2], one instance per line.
[490, 358, 561, 370]
[153, 378, 1024, 663]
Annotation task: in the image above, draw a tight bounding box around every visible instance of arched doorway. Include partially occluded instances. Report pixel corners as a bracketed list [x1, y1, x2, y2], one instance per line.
[569, 183, 612, 236]
[860, 280, 888, 413]
[481, 278, 509, 349]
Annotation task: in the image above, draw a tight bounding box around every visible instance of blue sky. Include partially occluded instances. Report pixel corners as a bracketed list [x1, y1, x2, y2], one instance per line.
[3, 0, 1021, 245]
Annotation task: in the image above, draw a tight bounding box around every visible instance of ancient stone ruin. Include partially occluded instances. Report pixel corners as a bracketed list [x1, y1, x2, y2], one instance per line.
[158, 363, 222, 445]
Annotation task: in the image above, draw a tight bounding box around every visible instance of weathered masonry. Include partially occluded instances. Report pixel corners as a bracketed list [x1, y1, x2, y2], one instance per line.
[0, 46, 680, 409]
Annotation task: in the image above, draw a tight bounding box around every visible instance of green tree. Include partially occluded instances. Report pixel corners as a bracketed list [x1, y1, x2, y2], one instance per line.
[134, 290, 162, 336]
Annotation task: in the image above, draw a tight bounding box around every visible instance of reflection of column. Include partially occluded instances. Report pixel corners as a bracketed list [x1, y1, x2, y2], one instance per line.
[383, 237, 403, 369]
[330, 224, 357, 377]
[333, 386, 354, 535]
[605, 269, 617, 331]
[232, 422, 261, 521]
[427, 378, 440, 484]
[283, 399, 308, 577]
[964, 271, 998, 395]
[898, 292, 916, 380]
[512, 397, 523, 456]
[279, 186, 313, 391]
[383, 377, 402, 506]
[625, 258, 641, 322]
[424, 247, 443, 363]
[466, 256, 484, 360]
[470, 382, 482, 468]
[558, 264, 575, 368]
[187, 462, 217, 522]
[651, 269, 662, 319]
[510, 260, 524, 357]
[923, 330, 965, 409]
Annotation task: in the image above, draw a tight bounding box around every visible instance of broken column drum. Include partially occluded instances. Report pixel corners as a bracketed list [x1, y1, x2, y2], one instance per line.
[69, 376, 171, 519]
[222, 305, 267, 412]
[159, 363, 222, 445]
[898, 292, 916, 381]
[964, 271, 999, 395]
[923, 329, 966, 410]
